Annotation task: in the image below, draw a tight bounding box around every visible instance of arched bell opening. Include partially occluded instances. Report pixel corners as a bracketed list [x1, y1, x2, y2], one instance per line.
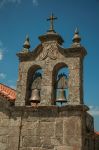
[52, 63, 69, 106]
[25, 65, 42, 106]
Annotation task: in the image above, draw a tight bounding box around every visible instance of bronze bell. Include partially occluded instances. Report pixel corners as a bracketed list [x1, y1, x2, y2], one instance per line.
[29, 88, 40, 105]
[56, 89, 67, 103]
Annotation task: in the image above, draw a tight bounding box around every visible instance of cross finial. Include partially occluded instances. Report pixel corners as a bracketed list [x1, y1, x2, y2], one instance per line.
[47, 13, 57, 32]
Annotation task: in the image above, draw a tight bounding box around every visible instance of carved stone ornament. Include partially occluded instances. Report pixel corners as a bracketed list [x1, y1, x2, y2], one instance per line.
[40, 43, 58, 60]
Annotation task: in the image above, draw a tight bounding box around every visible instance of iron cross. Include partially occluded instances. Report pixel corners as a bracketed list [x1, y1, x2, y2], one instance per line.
[47, 13, 57, 31]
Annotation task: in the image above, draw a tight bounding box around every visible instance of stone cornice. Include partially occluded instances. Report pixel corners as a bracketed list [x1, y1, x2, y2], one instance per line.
[9, 104, 89, 114]
[16, 44, 43, 61]
[58, 45, 87, 57]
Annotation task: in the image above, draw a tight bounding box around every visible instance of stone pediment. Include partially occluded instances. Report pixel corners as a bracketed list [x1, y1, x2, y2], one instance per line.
[17, 42, 87, 62]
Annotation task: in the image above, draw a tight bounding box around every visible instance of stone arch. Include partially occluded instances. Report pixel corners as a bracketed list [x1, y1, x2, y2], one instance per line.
[25, 65, 42, 105]
[52, 62, 69, 106]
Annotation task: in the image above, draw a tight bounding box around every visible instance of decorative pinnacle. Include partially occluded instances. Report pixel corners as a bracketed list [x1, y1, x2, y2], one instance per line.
[75, 27, 79, 34]
[23, 35, 30, 50]
[73, 28, 81, 43]
[72, 28, 81, 47]
[47, 13, 57, 32]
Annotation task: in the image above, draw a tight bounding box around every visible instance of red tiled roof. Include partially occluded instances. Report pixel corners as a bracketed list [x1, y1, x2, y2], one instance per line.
[95, 132, 99, 135]
[0, 83, 16, 101]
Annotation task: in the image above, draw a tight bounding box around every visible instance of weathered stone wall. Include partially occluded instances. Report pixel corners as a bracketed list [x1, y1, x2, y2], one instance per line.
[95, 133, 99, 150]
[0, 103, 21, 150]
[16, 41, 85, 106]
[0, 105, 90, 150]
[84, 113, 94, 150]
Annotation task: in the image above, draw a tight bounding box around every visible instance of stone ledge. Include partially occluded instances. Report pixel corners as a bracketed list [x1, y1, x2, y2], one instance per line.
[12, 104, 89, 111]
[6, 104, 89, 118]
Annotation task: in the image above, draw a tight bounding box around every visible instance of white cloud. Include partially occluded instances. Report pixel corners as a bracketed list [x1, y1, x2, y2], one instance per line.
[0, 0, 38, 8]
[0, 41, 7, 61]
[0, 0, 5, 8]
[89, 106, 99, 116]
[0, 51, 3, 60]
[32, 0, 38, 6]
[8, 0, 21, 4]
[0, 41, 4, 61]
[0, 0, 21, 8]
[0, 73, 6, 79]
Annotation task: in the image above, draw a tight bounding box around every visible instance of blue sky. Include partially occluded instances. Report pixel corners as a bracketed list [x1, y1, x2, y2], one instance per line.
[0, 0, 99, 130]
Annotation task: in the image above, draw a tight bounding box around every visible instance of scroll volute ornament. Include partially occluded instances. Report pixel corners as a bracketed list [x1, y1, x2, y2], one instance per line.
[40, 43, 58, 60]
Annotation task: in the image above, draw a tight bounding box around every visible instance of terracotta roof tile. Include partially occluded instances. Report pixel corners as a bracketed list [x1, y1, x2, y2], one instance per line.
[0, 83, 16, 101]
[95, 132, 99, 135]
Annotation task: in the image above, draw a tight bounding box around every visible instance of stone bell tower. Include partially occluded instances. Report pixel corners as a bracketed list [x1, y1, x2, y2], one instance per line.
[16, 14, 86, 107]
[15, 14, 95, 150]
